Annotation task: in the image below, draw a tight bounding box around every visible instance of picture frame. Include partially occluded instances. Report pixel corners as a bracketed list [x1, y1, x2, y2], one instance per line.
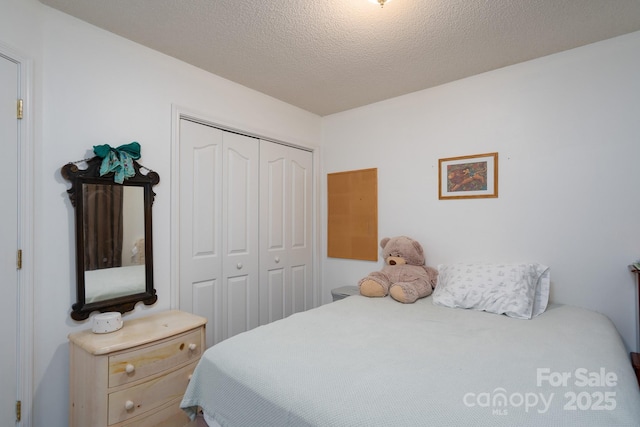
[438, 152, 498, 200]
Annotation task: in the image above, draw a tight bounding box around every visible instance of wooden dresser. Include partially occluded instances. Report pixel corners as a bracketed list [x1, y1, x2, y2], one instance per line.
[69, 310, 207, 427]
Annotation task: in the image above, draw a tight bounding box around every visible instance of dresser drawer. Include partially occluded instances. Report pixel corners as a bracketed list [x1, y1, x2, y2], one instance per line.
[109, 328, 202, 388]
[108, 361, 197, 425]
[120, 397, 190, 427]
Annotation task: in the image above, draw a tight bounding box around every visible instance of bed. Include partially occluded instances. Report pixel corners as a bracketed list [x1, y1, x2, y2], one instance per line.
[181, 263, 640, 426]
[84, 264, 145, 303]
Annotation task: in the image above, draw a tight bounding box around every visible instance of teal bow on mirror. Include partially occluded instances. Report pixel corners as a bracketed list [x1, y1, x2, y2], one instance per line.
[93, 142, 141, 184]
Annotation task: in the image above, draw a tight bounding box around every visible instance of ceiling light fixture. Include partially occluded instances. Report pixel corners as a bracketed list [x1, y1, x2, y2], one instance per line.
[369, 0, 393, 8]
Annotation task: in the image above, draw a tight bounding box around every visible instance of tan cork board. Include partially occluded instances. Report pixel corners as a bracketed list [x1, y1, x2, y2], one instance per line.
[327, 168, 378, 261]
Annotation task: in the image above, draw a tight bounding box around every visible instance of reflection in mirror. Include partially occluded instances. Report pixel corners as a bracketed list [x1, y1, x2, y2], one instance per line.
[62, 156, 159, 320]
[83, 185, 146, 303]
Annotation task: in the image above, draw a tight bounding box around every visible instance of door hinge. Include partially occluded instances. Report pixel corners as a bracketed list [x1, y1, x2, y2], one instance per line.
[17, 249, 22, 270]
[16, 400, 21, 421]
[17, 99, 23, 119]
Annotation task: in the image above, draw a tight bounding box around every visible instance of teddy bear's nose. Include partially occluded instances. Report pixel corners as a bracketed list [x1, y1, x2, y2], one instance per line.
[389, 260, 396, 265]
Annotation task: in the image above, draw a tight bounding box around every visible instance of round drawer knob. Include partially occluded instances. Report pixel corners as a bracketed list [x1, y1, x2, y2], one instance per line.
[125, 363, 135, 374]
[274, 256, 280, 263]
[188, 343, 197, 351]
[125, 400, 135, 411]
[188, 374, 193, 381]
[236, 262, 243, 270]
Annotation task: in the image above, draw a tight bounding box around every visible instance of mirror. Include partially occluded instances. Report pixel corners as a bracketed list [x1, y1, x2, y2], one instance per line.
[62, 156, 159, 320]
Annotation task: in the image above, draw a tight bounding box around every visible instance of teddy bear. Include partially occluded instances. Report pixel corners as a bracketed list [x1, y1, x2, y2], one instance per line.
[358, 236, 438, 303]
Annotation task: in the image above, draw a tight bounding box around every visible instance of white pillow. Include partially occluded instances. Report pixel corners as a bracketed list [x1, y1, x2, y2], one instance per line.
[432, 263, 550, 319]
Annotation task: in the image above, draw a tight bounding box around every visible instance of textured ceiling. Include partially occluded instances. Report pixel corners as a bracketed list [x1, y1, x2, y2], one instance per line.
[38, 0, 640, 116]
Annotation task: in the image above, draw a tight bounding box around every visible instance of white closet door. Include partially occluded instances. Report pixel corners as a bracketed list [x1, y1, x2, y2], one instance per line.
[179, 120, 259, 347]
[259, 141, 313, 324]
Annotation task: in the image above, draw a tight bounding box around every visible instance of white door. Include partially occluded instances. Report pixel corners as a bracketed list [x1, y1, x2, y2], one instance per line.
[259, 141, 313, 324]
[0, 54, 19, 425]
[179, 120, 259, 347]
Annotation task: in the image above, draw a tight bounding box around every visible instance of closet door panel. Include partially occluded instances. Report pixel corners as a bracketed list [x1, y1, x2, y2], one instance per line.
[225, 275, 250, 339]
[191, 145, 218, 255]
[291, 265, 308, 315]
[265, 156, 286, 251]
[225, 145, 251, 253]
[287, 148, 314, 311]
[179, 120, 223, 340]
[260, 143, 287, 323]
[264, 269, 284, 324]
[192, 280, 220, 347]
[222, 132, 260, 339]
[291, 159, 308, 248]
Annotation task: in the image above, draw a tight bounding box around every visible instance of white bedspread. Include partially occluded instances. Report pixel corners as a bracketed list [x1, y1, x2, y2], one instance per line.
[181, 295, 640, 426]
[84, 264, 145, 303]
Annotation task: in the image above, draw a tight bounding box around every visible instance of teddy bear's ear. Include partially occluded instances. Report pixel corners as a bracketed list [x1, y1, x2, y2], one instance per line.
[380, 237, 390, 249]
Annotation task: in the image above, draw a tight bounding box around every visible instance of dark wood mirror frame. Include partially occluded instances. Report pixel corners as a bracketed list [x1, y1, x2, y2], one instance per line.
[62, 156, 159, 320]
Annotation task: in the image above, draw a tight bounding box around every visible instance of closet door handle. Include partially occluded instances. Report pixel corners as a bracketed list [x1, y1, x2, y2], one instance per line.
[274, 257, 280, 263]
[236, 262, 243, 270]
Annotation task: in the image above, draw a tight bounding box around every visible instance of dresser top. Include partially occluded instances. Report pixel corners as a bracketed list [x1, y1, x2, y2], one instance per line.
[68, 310, 207, 355]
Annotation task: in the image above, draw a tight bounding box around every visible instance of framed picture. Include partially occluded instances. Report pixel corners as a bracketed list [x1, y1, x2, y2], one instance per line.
[439, 152, 498, 200]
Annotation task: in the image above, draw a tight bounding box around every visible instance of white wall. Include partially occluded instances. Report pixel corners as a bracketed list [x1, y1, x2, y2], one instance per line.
[1, 1, 321, 425]
[321, 31, 640, 355]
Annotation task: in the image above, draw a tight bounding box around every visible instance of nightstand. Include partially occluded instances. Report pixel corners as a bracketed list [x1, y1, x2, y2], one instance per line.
[331, 285, 360, 301]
